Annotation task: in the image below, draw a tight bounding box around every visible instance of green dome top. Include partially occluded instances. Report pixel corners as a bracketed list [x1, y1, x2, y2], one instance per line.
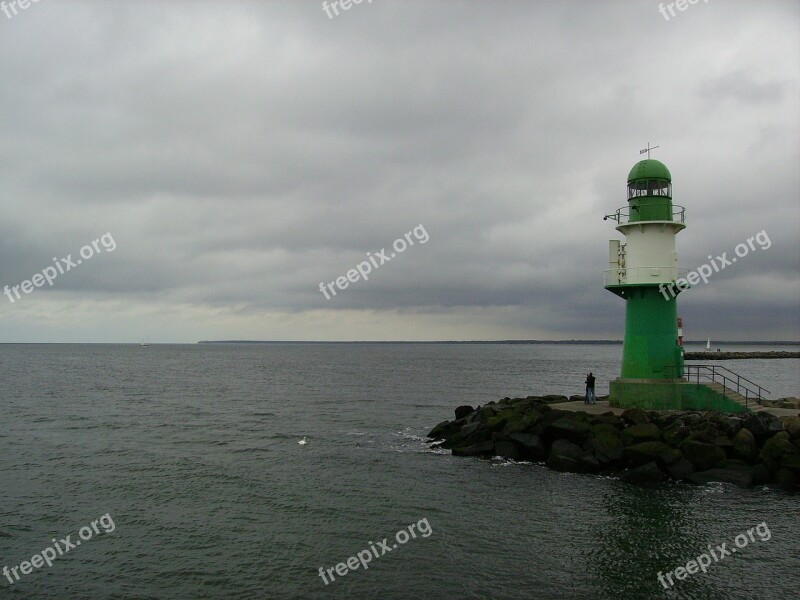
[627, 159, 671, 182]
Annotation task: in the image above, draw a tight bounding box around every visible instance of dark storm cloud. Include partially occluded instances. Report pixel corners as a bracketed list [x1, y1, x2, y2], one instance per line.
[0, 0, 797, 341]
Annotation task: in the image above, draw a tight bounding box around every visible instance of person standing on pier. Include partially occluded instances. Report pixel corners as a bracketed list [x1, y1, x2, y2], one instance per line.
[585, 372, 596, 405]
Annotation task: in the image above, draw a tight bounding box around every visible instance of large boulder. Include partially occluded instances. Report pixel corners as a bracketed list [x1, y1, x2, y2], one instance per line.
[544, 415, 591, 444]
[531, 409, 571, 436]
[620, 462, 666, 485]
[665, 458, 695, 480]
[680, 440, 727, 471]
[783, 417, 800, 439]
[588, 428, 624, 464]
[662, 420, 690, 447]
[759, 432, 797, 472]
[621, 407, 650, 426]
[687, 466, 755, 488]
[494, 441, 521, 460]
[452, 440, 494, 457]
[731, 427, 758, 462]
[545, 454, 584, 473]
[687, 419, 727, 444]
[621, 423, 661, 446]
[591, 414, 624, 429]
[546, 439, 585, 473]
[476, 404, 498, 423]
[549, 439, 583, 461]
[454, 405, 474, 420]
[780, 453, 800, 476]
[508, 432, 546, 460]
[499, 412, 528, 437]
[742, 412, 784, 440]
[540, 394, 569, 404]
[623, 441, 681, 467]
[579, 453, 602, 474]
[428, 420, 455, 440]
[461, 421, 491, 443]
[438, 433, 467, 450]
[778, 397, 800, 409]
[753, 463, 773, 486]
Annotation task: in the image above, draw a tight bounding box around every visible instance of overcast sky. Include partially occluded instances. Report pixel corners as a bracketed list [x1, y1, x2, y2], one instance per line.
[0, 0, 798, 343]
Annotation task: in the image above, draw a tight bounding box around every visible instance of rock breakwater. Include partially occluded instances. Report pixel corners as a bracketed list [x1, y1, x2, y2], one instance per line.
[428, 396, 800, 491]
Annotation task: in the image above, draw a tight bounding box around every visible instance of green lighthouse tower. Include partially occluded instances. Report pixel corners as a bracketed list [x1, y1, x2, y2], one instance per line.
[604, 157, 687, 409]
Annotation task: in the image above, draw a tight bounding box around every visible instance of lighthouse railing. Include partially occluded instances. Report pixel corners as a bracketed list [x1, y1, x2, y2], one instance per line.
[682, 364, 770, 408]
[603, 267, 688, 286]
[604, 204, 686, 225]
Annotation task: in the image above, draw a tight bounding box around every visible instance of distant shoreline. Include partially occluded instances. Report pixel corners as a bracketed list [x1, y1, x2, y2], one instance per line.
[196, 340, 800, 345]
[684, 351, 800, 360]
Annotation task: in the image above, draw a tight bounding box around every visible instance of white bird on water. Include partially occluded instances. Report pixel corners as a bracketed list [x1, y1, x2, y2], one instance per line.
[298, 437, 308, 446]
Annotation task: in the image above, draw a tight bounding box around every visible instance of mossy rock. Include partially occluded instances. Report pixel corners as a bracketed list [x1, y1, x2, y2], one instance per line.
[500, 413, 528, 436]
[540, 394, 569, 404]
[545, 416, 591, 444]
[621, 423, 661, 446]
[687, 466, 755, 488]
[589, 430, 624, 464]
[621, 407, 650, 425]
[760, 435, 798, 472]
[666, 458, 695, 480]
[624, 441, 682, 467]
[780, 453, 800, 475]
[522, 411, 544, 431]
[546, 454, 585, 473]
[620, 461, 666, 485]
[428, 420, 455, 440]
[783, 417, 800, 439]
[591, 414, 624, 429]
[743, 412, 785, 440]
[452, 440, 494, 457]
[494, 441, 521, 460]
[531, 409, 570, 436]
[680, 440, 727, 471]
[662, 421, 690, 447]
[438, 429, 468, 449]
[732, 428, 758, 462]
[508, 432, 546, 460]
[485, 415, 509, 431]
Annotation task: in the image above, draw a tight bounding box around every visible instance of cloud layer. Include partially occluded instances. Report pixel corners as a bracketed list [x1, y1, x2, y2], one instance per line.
[1, 0, 798, 342]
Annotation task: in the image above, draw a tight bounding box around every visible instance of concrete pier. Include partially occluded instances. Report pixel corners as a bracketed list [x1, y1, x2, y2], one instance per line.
[684, 351, 799, 360]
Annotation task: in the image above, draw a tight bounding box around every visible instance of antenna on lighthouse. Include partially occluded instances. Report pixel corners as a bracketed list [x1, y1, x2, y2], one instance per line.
[639, 143, 660, 159]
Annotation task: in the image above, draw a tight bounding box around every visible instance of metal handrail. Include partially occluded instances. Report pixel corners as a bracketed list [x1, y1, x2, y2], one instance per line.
[682, 364, 770, 409]
[603, 204, 686, 225]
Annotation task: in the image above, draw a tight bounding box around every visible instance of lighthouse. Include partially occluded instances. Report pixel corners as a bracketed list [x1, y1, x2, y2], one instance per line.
[604, 154, 686, 409]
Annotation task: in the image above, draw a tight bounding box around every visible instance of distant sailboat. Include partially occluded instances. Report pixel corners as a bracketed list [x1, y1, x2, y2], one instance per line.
[706, 339, 711, 350]
[141, 336, 150, 347]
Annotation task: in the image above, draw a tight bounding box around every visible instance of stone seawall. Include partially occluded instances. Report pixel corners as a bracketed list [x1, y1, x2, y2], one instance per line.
[428, 396, 800, 491]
